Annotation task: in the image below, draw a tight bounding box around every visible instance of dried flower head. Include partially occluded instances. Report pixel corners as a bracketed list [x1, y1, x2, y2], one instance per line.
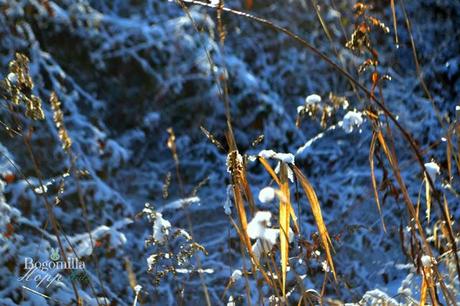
[50, 92, 72, 151]
[166, 127, 179, 163]
[2, 53, 44, 120]
[346, 3, 388, 57]
[226, 150, 244, 175]
[297, 93, 350, 128]
[346, 23, 371, 54]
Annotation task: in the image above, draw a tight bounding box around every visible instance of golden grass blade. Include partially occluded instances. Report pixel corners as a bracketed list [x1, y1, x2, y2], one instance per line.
[433, 221, 440, 249]
[420, 274, 427, 306]
[258, 157, 281, 185]
[200, 125, 225, 151]
[224, 129, 254, 244]
[232, 182, 251, 248]
[224, 130, 280, 291]
[289, 204, 299, 235]
[376, 130, 393, 165]
[369, 132, 387, 232]
[390, 0, 399, 47]
[416, 182, 423, 221]
[240, 168, 256, 215]
[279, 164, 290, 296]
[442, 195, 455, 247]
[292, 165, 336, 281]
[425, 176, 431, 222]
[258, 157, 299, 233]
[425, 268, 439, 306]
[446, 132, 453, 181]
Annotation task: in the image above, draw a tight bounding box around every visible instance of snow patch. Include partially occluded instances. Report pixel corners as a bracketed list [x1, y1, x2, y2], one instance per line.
[306, 94, 322, 104]
[258, 187, 276, 203]
[341, 110, 363, 133]
[424, 161, 440, 182]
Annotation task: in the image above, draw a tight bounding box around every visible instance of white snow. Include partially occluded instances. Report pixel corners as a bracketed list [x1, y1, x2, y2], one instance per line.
[248, 211, 294, 260]
[275, 153, 295, 164]
[159, 196, 200, 212]
[252, 239, 272, 260]
[7, 72, 18, 84]
[258, 186, 276, 203]
[258, 149, 295, 164]
[152, 212, 171, 244]
[147, 254, 157, 270]
[247, 211, 272, 240]
[231, 269, 242, 282]
[421, 255, 434, 267]
[358, 289, 399, 306]
[342, 110, 363, 133]
[258, 149, 277, 159]
[224, 185, 232, 215]
[226, 151, 243, 173]
[176, 268, 214, 274]
[321, 260, 330, 272]
[305, 94, 321, 104]
[424, 161, 440, 182]
[34, 185, 48, 195]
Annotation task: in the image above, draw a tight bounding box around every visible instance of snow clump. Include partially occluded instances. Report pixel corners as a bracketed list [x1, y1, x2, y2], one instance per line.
[342, 110, 363, 133]
[258, 186, 276, 203]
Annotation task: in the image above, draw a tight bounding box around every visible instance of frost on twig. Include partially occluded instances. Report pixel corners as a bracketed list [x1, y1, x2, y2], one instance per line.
[141, 203, 207, 286]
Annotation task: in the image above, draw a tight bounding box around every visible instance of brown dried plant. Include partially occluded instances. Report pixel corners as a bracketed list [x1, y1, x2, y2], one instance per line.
[2, 53, 44, 120]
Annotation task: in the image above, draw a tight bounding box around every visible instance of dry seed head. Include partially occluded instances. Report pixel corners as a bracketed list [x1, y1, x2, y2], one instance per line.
[50, 92, 72, 151]
[200, 126, 225, 151]
[328, 93, 349, 110]
[346, 24, 371, 53]
[251, 134, 265, 147]
[166, 127, 179, 162]
[3, 53, 45, 120]
[353, 2, 370, 16]
[226, 150, 244, 175]
[368, 16, 390, 33]
[25, 95, 45, 120]
[9, 53, 33, 90]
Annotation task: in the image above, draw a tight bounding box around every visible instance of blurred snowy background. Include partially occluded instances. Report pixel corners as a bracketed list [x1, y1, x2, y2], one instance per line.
[0, 0, 459, 305]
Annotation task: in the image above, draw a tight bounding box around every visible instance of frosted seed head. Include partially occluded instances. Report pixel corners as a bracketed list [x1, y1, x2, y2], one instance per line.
[342, 110, 363, 133]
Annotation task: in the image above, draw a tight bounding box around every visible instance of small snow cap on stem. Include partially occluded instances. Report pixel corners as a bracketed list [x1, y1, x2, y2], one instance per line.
[424, 161, 440, 183]
[258, 149, 295, 164]
[421, 255, 436, 267]
[230, 269, 243, 282]
[342, 110, 363, 133]
[306, 94, 322, 105]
